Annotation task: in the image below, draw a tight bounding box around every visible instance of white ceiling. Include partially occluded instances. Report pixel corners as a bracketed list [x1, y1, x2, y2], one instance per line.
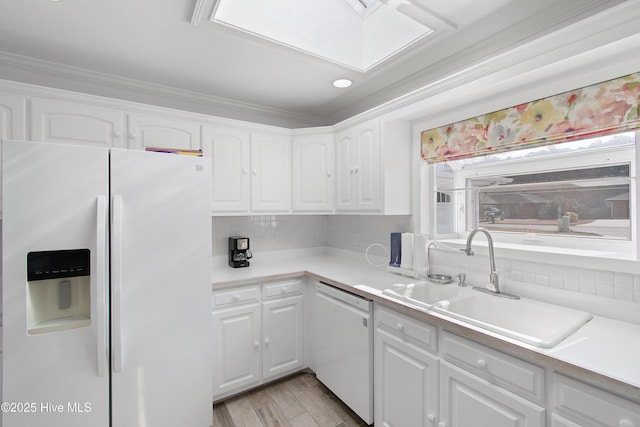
[0, 0, 633, 128]
[212, 0, 444, 71]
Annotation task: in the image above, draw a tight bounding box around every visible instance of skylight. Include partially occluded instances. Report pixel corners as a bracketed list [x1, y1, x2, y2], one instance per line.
[211, 0, 447, 72]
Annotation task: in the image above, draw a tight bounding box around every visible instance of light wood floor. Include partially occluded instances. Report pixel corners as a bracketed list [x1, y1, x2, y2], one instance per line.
[212, 371, 369, 427]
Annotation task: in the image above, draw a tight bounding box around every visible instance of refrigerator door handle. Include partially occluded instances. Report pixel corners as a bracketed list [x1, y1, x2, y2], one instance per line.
[112, 194, 124, 373]
[96, 196, 108, 377]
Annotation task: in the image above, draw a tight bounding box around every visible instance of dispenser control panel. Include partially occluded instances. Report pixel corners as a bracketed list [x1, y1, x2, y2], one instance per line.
[27, 249, 90, 281]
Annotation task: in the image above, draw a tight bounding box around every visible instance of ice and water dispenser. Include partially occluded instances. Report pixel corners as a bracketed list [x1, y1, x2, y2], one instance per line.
[26, 249, 91, 335]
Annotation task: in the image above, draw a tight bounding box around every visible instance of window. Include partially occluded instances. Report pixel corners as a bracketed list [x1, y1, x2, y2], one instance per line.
[433, 131, 636, 252]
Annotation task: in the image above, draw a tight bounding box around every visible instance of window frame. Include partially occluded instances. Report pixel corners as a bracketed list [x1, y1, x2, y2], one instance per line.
[427, 132, 638, 257]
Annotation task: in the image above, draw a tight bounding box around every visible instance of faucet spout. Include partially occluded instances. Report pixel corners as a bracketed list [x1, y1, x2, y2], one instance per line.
[464, 228, 519, 299]
[465, 228, 499, 292]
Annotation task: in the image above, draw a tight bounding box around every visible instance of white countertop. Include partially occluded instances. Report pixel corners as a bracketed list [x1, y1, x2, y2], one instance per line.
[212, 247, 640, 402]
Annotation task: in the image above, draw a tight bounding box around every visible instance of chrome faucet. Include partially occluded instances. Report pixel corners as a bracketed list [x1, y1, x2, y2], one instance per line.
[463, 227, 519, 299]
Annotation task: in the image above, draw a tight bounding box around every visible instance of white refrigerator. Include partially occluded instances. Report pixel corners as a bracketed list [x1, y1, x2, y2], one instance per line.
[1, 140, 213, 427]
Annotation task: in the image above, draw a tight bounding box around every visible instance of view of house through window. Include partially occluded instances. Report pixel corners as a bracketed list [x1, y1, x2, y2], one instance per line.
[435, 132, 635, 242]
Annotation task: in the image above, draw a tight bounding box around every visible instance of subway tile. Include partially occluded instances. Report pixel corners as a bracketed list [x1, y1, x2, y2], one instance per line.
[535, 263, 550, 287]
[549, 265, 563, 288]
[579, 269, 597, 295]
[522, 262, 535, 284]
[563, 267, 580, 292]
[614, 273, 634, 301]
[595, 271, 615, 298]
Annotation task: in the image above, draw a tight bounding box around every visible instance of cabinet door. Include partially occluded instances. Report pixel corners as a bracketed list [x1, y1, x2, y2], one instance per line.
[292, 133, 334, 212]
[375, 328, 439, 427]
[30, 99, 124, 147]
[251, 132, 291, 212]
[212, 304, 261, 398]
[354, 119, 381, 211]
[127, 113, 200, 150]
[262, 296, 303, 380]
[335, 128, 354, 211]
[0, 93, 25, 140]
[202, 126, 251, 213]
[440, 361, 544, 427]
[551, 414, 582, 427]
[553, 373, 640, 427]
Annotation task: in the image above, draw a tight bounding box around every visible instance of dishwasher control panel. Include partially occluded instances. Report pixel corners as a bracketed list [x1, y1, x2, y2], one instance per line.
[316, 281, 372, 312]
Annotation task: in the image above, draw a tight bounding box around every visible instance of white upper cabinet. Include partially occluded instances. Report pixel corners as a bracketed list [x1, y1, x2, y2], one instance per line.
[335, 118, 410, 214]
[3, 80, 412, 217]
[353, 121, 381, 211]
[127, 113, 200, 151]
[0, 93, 25, 140]
[202, 126, 251, 214]
[335, 119, 382, 212]
[250, 132, 291, 213]
[292, 132, 334, 213]
[335, 128, 355, 210]
[30, 99, 124, 147]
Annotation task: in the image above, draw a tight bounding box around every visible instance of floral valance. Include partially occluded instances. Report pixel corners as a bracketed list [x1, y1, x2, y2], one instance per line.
[421, 72, 640, 163]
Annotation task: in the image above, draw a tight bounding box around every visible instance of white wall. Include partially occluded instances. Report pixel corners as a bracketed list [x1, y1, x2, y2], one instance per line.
[403, 29, 640, 322]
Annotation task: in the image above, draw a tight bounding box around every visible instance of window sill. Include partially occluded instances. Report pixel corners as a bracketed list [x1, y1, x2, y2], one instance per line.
[435, 238, 640, 275]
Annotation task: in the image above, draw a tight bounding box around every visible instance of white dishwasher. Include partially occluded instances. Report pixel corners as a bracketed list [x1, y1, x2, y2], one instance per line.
[314, 281, 373, 424]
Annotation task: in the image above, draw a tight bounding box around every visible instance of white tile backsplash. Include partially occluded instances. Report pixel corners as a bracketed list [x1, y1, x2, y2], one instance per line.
[212, 215, 328, 256]
[213, 215, 640, 319]
[212, 214, 411, 258]
[326, 215, 412, 254]
[428, 246, 640, 307]
[579, 269, 597, 295]
[614, 273, 634, 300]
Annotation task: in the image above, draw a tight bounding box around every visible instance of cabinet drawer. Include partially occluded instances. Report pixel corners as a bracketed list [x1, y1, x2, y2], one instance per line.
[375, 305, 437, 354]
[212, 285, 260, 308]
[553, 374, 640, 427]
[441, 332, 544, 403]
[263, 279, 302, 299]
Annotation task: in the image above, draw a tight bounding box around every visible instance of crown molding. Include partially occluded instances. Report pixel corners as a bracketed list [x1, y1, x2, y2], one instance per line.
[329, 0, 640, 128]
[0, 50, 325, 128]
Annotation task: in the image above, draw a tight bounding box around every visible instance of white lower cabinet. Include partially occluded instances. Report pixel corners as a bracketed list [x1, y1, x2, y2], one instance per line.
[212, 291, 640, 425]
[375, 306, 439, 427]
[212, 279, 303, 400]
[374, 306, 546, 427]
[439, 332, 544, 427]
[212, 301, 262, 396]
[552, 373, 640, 427]
[439, 361, 544, 427]
[212, 284, 262, 397]
[262, 295, 303, 380]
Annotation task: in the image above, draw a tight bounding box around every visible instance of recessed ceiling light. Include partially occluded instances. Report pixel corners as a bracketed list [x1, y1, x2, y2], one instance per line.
[333, 78, 352, 89]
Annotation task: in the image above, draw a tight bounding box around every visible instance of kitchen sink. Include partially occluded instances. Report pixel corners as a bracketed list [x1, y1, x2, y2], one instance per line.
[383, 283, 592, 348]
[382, 281, 460, 308]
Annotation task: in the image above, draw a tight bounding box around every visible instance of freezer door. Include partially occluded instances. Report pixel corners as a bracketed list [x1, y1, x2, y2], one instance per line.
[109, 149, 213, 427]
[2, 140, 110, 427]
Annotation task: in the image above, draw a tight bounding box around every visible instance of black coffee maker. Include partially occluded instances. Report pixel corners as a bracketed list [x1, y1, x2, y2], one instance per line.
[228, 236, 252, 268]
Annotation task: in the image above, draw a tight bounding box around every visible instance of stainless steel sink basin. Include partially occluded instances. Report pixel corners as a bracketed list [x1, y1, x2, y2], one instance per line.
[383, 284, 592, 348]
